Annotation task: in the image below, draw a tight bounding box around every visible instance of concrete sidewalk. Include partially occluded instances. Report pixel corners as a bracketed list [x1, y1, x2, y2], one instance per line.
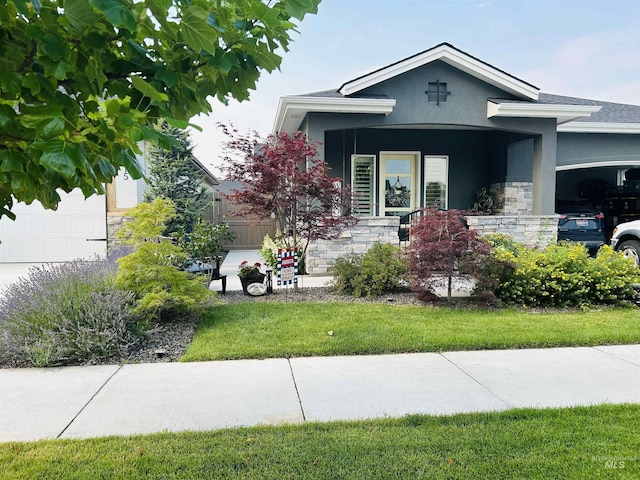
[2, 345, 640, 442]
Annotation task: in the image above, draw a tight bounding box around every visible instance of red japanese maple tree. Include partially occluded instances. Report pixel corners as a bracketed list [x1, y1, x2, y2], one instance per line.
[219, 125, 356, 259]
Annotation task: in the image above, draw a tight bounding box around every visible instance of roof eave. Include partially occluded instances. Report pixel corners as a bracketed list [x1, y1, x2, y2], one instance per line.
[557, 122, 640, 134]
[191, 156, 219, 186]
[487, 102, 602, 124]
[273, 96, 397, 134]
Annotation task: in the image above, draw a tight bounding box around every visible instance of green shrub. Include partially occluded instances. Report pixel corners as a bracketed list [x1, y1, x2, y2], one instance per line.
[480, 241, 639, 307]
[115, 199, 216, 320]
[331, 242, 408, 297]
[0, 259, 142, 367]
[585, 245, 640, 303]
[176, 219, 236, 271]
[482, 233, 527, 255]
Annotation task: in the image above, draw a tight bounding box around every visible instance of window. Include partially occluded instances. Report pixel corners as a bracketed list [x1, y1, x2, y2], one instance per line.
[424, 156, 448, 209]
[351, 155, 376, 216]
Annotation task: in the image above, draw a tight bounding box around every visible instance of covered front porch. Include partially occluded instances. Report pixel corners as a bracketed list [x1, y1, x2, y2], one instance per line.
[302, 126, 559, 274]
[322, 126, 553, 216]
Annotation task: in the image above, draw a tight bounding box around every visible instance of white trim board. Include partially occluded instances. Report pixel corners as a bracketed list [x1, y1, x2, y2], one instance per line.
[339, 43, 540, 100]
[273, 96, 396, 134]
[487, 102, 601, 124]
[557, 122, 640, 134]
[556, 160, 640, 171]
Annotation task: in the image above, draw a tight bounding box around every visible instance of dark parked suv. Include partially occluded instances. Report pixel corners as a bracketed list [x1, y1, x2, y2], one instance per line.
[556, 202, 606, 255]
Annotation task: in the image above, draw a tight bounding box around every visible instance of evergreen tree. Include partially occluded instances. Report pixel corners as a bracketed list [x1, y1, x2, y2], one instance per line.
[144, 123, 211, 235]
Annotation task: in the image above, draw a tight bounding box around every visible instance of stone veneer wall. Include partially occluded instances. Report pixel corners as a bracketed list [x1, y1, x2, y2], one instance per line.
[465, 215, 559, 249]
[305, 217, 400, 275]
[106, 215, 133, 252]
[490, 181, 533, 215]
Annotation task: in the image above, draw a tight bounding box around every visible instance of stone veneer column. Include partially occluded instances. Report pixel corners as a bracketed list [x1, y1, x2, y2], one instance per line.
[490, 182, 533, 215]
[305, 217, 400, 275]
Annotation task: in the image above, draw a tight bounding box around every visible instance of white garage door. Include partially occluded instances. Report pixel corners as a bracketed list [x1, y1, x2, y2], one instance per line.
[0, 190, 107, 263]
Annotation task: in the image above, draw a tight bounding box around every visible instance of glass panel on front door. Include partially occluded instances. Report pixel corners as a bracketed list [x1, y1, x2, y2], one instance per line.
[381, 153, 417, 217]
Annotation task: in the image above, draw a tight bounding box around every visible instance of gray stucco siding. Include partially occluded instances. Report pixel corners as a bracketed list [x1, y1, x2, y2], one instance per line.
[506, 138, 534, 182]
[556, 133, 640, 168]
[358, 60, 521, 129]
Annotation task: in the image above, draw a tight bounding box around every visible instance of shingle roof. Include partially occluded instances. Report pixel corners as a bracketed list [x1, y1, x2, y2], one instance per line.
[215, 180, 244, 195]
[537, 93, 640, 123]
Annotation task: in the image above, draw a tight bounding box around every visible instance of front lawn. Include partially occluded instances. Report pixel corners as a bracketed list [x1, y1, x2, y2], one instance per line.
[182, 302, 640, 361]
[2, 404, 638, 479]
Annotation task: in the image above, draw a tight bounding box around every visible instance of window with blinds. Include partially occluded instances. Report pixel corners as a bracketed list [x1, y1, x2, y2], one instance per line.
[351, 155, 376, 216]
[424, 156, 448, 209]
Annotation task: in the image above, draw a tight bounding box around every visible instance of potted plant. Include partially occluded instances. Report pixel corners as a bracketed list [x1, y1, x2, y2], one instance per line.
[238, 261, 266, 295]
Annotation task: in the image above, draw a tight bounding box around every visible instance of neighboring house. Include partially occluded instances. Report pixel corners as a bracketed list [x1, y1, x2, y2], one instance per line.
[272, 42, 640, 274]
[0, 144, 219, 266]
[106, 149, 219, 251]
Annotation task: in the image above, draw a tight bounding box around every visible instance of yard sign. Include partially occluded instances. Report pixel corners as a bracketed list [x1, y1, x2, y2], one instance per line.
[277, 248, 298, 286]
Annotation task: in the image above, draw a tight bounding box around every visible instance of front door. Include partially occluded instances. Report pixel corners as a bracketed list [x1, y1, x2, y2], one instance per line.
[380, 152, 419, 216]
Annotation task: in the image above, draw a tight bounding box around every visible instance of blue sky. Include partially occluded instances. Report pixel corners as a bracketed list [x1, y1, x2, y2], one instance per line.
[190, 0, 640, 176]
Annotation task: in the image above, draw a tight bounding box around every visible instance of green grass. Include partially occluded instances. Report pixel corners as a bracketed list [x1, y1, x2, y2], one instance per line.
[2, 405, 639, 479]
[182, 302, 640, 361]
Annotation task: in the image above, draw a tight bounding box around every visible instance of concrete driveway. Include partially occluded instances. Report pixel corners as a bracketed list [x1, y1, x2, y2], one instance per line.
[0, 263, 46, 295]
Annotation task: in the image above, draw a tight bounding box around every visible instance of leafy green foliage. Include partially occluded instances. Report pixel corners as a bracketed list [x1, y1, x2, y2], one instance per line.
[115, 199, 216, 320]
[176, 219, 236, 272]
[0, 258, 141, 367]
[479, 241, 639, 307]
[0, 0, 321, 219]
[330, 242, 408, 297]
[144, 122, 211, 235]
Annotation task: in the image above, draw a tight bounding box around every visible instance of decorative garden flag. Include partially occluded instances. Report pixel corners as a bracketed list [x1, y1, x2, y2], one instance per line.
[277, 248, 298, 286]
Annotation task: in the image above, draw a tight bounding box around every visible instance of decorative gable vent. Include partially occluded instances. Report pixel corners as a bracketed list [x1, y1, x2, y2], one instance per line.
[425, 80, 450, 105]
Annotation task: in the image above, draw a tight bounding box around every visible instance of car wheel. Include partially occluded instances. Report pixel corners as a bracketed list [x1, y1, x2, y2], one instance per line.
[618, 240, 640, 267]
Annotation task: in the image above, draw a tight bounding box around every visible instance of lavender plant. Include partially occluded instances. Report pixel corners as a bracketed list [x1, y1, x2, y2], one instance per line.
[0, 258, 143, 367]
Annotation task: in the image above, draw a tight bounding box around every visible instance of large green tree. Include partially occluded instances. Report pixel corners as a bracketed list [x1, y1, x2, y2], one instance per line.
[143, 122, 210, 234]
[0, 0, 320, 219]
